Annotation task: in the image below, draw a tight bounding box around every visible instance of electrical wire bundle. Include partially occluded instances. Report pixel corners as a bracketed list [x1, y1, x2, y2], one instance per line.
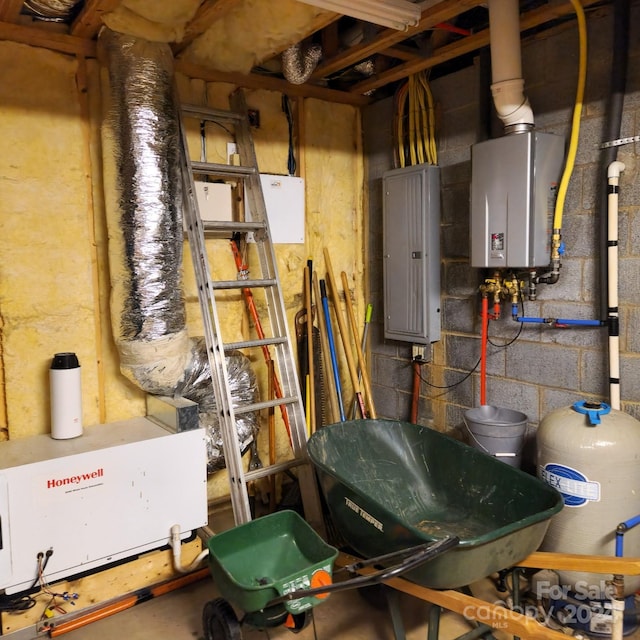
[0, 550, 79, 619]
[393, 70, 437, 169]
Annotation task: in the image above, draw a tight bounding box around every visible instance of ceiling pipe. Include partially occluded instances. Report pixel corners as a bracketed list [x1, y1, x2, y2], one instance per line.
[282, 43, 322, 85]
[487, 0, 534, 134]
[22, 0, 80, 21]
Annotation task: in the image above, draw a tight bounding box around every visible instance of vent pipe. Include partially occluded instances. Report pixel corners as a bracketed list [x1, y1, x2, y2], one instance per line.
[282, 43, 322, 85]
[487, 0, 534, 133]
[98, 27, 258, 471]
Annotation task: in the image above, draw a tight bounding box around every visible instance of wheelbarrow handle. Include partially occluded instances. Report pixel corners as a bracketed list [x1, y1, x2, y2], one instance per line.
[268, 535, 459, 606]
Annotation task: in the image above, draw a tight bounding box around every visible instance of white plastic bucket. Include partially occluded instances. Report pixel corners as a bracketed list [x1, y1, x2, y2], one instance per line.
[464, 405, 527, 468]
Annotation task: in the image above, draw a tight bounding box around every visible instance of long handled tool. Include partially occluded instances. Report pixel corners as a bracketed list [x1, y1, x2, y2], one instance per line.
[323, 248, 367, 420]
[320, 279, 346, 421]
[341, 271, 377, 420]
[230, 235, 292, 444]
[313, 271, 340, 425]
[304, 263, 316, 435]
[351, 303, 373, 420]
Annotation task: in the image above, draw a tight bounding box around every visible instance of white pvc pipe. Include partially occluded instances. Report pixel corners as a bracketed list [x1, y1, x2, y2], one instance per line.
[487, 0, 534, 129]
[608, 161, 625, 412]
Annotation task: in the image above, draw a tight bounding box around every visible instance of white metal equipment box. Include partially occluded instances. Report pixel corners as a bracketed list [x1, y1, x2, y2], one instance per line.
[0, 418, 207, 594]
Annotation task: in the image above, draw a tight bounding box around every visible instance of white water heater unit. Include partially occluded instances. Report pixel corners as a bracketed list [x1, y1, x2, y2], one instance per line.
[537, 401, 640, 595]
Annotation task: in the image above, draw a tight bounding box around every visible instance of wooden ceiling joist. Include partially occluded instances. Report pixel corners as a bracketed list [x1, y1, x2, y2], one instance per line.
[71, 0, 119, 39]
[349, 0, 601, 95]
[0, 19, 96, 56]
[309, 0, 484, 81]
[174, 58, 371, 106]
[0, 0, 23, 23]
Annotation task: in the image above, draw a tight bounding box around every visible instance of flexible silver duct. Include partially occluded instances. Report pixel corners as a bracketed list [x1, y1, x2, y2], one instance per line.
[175, 341, 258, 473]
[282, 43, 322, 85]
[99, 27, 258, 470]
[22, 0, 80, 20]
[100, 27, 188, 395]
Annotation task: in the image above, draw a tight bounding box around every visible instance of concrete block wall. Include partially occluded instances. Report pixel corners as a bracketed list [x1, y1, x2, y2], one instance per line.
[363, 2, 640, 462]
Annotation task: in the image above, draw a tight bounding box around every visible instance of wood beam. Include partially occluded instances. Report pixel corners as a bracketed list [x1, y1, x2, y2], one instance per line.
[173, 0, 243, 55]
[0, 19, 96, 56]
[174, 59, 370, 106]
[310, 0, 484, 81]
[382, 45, 423, 62]
[0, 0, 23, 23]
[70, 0, 119, 39]
[350, 0, 601, 95]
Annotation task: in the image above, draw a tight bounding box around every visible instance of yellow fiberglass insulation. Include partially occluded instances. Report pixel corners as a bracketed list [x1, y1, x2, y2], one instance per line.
[184, 0, 326, 74]
[102, 0, 202, 43]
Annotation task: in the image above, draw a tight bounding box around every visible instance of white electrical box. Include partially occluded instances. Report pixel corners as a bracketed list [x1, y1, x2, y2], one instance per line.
[383, 163, 441, 344]
[0, 418, 207, 594]
[195, 180, 233, 222]
[246, 174, 305, 244]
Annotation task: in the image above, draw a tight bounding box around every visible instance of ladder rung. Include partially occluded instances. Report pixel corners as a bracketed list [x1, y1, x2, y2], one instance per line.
[182, 104, 243, 124]
[191, 161, 256, 178]
[235, 396, 298, 415]
[202, 220, 267, 234]
[212, 278, 276, 290]
[225, 337, 287, 351]
[244, 458, 304, 482]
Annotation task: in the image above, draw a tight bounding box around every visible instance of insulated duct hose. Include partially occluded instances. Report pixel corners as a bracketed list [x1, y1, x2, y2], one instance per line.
[98, 28, 258, 472]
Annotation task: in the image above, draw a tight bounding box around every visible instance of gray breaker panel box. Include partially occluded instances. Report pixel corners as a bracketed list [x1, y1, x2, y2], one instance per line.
[383, 163, 441, 344]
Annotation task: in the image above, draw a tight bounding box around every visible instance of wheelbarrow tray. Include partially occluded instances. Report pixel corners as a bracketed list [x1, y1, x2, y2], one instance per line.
[307, 419, 562, 589]
[206, 510, 338, 616]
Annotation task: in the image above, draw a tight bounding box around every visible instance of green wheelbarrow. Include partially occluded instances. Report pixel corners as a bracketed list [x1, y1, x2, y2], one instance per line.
[202, 509, 459, 639]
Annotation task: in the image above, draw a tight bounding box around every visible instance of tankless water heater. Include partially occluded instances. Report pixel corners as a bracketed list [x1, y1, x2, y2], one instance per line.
[470, 131, 564, 269]
[0, 417, 207, 595]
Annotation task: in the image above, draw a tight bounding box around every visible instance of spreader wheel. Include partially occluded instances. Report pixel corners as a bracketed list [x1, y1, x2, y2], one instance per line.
[203, 597, 242, 640]
[285, 610, 312, 633]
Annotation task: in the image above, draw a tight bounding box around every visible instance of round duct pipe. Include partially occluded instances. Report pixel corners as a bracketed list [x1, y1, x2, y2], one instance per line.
[98, 27, 258, 470]
[282, 43, 322, 85]
[22, 0, 81, 20]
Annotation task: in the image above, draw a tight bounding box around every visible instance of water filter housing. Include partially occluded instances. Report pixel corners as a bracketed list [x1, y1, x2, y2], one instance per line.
[470, 131, 564, 268]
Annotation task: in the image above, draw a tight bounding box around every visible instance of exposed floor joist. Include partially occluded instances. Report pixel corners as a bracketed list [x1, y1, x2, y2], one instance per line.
[348, 0, 600, 94]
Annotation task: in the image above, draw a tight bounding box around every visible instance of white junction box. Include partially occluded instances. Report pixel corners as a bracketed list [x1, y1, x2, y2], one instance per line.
[246, 174, 305, 244]
[0, 418, 207, 594]
[195, 180, 233, 222]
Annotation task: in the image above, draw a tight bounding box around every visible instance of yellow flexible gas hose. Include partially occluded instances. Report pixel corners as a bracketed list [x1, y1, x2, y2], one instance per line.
[552, 0, 587, 254]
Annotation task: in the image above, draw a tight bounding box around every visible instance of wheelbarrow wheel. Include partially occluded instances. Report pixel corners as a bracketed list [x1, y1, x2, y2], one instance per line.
[203, 597, 242, 640]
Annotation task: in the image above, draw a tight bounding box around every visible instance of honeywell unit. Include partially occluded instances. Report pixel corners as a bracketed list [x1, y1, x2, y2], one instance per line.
[0, 416, 207, 595]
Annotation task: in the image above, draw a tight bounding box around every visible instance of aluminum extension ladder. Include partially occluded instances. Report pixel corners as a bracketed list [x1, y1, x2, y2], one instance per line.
[177, 89, 325, 533]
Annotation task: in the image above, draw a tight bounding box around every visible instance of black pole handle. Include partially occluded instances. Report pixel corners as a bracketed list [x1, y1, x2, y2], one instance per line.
[268, 535, 460, 606]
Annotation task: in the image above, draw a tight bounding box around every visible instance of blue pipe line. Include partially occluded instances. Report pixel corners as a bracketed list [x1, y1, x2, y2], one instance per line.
[320, 282, 346, 421]
[616, 514, 640, 557]
[513, 315, 602, 327]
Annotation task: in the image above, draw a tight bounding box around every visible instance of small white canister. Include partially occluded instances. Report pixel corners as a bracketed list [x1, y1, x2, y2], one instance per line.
[50, 352, 83, 440]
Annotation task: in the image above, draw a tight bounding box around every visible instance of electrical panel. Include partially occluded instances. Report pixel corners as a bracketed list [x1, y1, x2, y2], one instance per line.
[470, 131, 564, 268]
[0, 418, 207, 595]
[383, 163, 441, 344]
